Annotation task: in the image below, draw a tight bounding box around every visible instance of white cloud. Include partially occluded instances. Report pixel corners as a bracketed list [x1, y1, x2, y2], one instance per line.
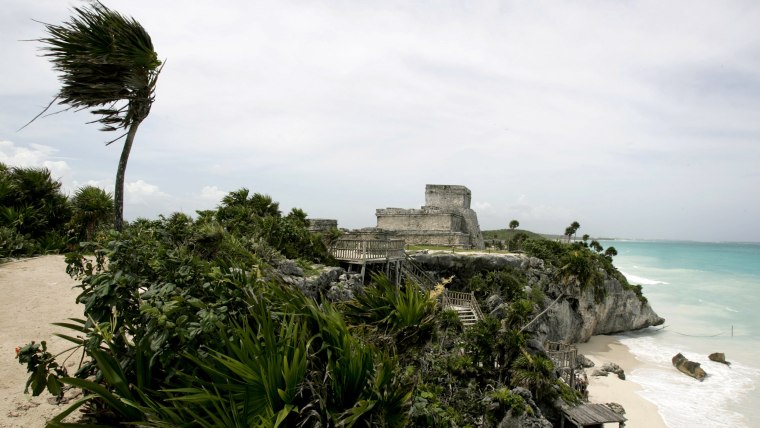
[198, 185, 226, 202]
[3, 1, 760, 241]
[0, 139, 73, 186]
[126, 180, 170, 205]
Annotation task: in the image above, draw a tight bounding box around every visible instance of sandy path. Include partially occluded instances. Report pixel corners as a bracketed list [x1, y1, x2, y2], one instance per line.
[0, 256, 84, 428]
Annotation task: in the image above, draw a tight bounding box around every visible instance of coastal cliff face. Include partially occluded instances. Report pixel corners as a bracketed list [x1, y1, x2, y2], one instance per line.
[410, 252, 664, 343]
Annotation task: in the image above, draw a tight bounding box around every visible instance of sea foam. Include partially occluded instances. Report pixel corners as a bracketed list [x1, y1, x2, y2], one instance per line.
[619, 335, 760, 427]
[620, 270, 668, 285]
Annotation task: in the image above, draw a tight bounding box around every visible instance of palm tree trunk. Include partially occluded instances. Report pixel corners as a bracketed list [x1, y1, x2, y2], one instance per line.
[114, 119, 142, 231]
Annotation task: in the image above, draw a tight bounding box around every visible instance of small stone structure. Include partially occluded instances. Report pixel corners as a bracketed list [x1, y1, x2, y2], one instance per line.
[375, 184, 484, 249]
[307, 218, 338, 233]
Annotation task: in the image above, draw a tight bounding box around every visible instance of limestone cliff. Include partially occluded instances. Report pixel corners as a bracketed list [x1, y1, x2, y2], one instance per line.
[410, 252, 664, 343]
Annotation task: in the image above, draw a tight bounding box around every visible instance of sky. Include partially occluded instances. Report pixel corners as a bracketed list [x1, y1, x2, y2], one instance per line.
[2, 0, 760, 242]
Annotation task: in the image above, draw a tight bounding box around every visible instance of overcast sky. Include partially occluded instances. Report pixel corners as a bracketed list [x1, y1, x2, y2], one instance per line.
[2, 0, 759, 242]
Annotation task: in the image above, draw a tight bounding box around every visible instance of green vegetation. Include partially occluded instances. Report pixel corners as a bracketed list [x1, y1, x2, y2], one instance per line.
[15, 188, 584, 426]
[0, 163, 72, 258]
[33, 2, 162, 230]
[482, 228, 544, 252]
[69, 186, 114, 242]
[564, 221, 581, 242]
[482, 228, 544, 241]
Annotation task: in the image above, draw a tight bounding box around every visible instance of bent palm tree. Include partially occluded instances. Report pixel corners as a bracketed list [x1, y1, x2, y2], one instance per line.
[34, 1, 161, 230]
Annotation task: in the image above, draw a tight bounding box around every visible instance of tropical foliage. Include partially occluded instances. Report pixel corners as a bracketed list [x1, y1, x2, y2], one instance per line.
[16, 187, 586, 426]
[69, 185, 114, 242]
[0, 163, 71, 257]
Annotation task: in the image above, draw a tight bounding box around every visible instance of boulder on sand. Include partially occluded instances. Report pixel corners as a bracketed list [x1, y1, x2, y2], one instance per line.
[672, 353, 707, 381]
[708, 352, 731, 366]
[601, 362, 625, 380]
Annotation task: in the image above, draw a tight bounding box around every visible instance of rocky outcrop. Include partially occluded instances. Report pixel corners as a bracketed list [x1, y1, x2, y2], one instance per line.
[536, 274, 663, 343]
[411, 252, 525, 280]
[411, 252, 664, 343]
[278, 263, 362, 301]
[672, 353, 707, 381]
[708, 352, 731, 366]
[495, 387, 553, 428]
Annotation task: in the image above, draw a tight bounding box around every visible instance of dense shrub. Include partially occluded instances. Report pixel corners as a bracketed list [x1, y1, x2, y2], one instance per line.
[0, 163, 72, 257]
[213, 188, 334, 264]
[69, 185, 113, 242]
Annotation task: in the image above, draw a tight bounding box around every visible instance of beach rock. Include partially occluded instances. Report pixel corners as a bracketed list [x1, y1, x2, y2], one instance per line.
[591, 369, 608, 377]
[708, 352, 731, 366]
[605, 402, 626, 415]
[601, 362, 625, 380]
[577, 353, 595, 368]
[672, 353, 707, 381]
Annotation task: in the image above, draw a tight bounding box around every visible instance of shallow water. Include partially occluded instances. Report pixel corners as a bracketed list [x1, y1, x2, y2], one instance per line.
[601, 240, 760, 427]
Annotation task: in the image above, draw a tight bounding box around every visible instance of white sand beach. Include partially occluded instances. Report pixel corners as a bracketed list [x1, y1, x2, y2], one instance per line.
[577, 335, 667, 428]
[0, 256, 83, 428]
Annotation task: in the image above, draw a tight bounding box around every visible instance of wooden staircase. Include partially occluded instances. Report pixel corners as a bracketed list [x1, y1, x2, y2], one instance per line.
[400, 253, 438, 288]
[451, 305, 479, 327]
[441, 290, 484, 327]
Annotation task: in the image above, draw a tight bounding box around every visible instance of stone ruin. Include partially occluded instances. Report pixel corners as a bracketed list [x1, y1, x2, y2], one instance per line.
[375, 184, 484, 249]
[307, 218, 338, 233]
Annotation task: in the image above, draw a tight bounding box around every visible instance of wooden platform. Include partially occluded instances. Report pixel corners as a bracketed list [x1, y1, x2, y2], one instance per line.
[329, 238, 405, 263]
[561, 403, 626, 427]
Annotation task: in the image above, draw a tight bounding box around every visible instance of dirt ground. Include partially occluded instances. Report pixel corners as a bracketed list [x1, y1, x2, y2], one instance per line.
[0, 256, 84, 428]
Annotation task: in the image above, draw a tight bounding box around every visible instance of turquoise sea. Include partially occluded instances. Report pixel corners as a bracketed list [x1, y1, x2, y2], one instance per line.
[600, 240, 760, 427]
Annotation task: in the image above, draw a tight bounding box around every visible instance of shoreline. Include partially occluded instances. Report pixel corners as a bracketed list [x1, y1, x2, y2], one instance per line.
[576, 335, 667, 428]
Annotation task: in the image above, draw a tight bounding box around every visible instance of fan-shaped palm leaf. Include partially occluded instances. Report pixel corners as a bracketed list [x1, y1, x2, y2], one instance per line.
[33, 1, 161, 230]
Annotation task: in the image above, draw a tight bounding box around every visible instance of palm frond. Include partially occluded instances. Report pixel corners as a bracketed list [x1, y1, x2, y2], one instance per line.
[34, 1, 161, 140]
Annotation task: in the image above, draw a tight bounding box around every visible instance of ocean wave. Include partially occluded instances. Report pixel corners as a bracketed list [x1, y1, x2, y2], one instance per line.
[620, 271, 668, 285]
[619, 336, 760, 428]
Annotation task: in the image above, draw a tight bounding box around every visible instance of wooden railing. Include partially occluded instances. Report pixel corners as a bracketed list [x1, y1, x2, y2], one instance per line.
[401, 253, 438, 288]
[545, 341, 578, 388]
[441, 290, 484, 321]
[329, 239, 405, 261]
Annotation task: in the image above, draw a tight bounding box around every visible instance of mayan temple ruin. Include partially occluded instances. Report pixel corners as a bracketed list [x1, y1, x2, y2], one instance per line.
[375, 184, 485, 249]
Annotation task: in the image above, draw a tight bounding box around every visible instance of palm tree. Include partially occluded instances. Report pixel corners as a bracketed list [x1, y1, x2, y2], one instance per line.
[509, 219, 519, 231]
[70, 185, 114, 241]
[565, 221, 580, 242]
[34, 2, 161, 231]
[510, 354, 556, 402]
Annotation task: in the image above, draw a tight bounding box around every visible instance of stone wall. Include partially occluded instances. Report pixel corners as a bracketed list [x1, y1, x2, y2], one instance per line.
[425, 184, 471, 209]
[307, 218, 338, 233]
[375, 208, 464, 232]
